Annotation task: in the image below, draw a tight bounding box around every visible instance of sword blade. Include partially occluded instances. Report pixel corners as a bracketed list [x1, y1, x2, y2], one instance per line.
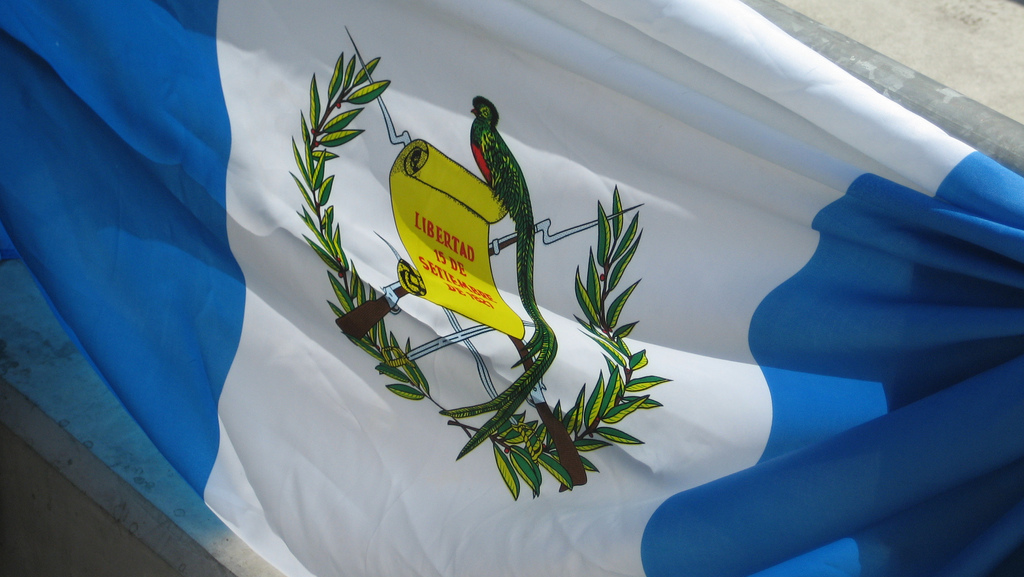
[407, 324, 496, 362]
[489, 204, 642, 256]
[345, 27, 411, 147]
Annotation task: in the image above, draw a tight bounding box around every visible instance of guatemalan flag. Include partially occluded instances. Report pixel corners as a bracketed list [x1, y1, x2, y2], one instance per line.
[3, 0, 1024, 575]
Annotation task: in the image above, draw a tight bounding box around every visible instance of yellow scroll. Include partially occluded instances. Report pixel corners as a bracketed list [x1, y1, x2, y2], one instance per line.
[390, 140, 525, 339]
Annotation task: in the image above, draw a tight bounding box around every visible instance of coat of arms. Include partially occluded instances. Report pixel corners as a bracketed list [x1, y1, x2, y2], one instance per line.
[291, 39, 669, 499]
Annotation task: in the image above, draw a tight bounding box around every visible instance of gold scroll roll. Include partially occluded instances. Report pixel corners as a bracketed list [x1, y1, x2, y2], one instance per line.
[390, 140, 524, 338]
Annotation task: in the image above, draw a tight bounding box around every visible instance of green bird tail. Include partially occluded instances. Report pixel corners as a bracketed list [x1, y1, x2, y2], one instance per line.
[441, 325, 556, 420]
[439, 368, 533, 419]
[454, 398, 522, 460]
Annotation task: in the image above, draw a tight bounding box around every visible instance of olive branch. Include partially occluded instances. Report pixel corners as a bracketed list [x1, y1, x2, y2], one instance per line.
[294, 51, 666, 501]
[565, 187, 668, 446]
[484, 189, 669, 500]
[291, 50, 415, 380]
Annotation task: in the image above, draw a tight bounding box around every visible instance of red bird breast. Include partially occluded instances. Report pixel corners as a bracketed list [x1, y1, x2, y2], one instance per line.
[471, 142, 491, 185]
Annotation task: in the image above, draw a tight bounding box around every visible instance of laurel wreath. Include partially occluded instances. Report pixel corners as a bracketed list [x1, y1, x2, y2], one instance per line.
[294, 50, 670, 500]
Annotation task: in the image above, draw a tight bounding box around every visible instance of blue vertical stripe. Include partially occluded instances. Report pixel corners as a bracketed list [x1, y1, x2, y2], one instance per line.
[0, 218, 16, 260]
[0, 0, 241, 492]
[644, 153, 1024, 576]
[751, 153, 1024, 460]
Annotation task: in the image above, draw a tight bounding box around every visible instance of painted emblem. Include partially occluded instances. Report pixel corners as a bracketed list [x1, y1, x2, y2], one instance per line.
[291, 39, 670, 499]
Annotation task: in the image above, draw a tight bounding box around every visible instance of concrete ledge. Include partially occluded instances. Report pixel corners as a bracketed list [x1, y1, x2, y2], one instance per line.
[2, 379, 226, 576]
[742, 0, 1024, 178]
[0, 259, 286, 577]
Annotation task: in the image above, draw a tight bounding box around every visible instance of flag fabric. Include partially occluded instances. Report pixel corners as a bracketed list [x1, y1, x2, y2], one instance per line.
[0, 218, 16, 260]
[3, 0, 1024, 576]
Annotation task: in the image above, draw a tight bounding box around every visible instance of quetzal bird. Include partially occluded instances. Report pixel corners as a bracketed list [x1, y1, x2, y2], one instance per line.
[441, 96, 558, 459]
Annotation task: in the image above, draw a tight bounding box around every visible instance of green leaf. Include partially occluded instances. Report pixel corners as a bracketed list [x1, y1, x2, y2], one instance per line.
[404, 360, 429, 396]
[538, 453, 573, 490]
[328, 272, 355, 312]
[352, 279, 368, 305]
[595, 426, 643, 445]
[597, 202, 612, 267]
[628, 349, 649, 371]
[577, 320, 607, 340]
[304, 237, 340, 272]
[509, 446, 541, 497]
[574, 438, 610, 452]
[331, 233, 343, 258]
[638, 397, 663, 410]
[310, 75, 321, 125]
[607, 281, 639, 329]
[296, 207, 316, 235]
[611, 213, 639, 263]
[496, 419, 514, 437]
[607, 230, 642, 291]
[538, 422, 551, 447]
[299, 211, 325, 249]
[502, 430, 526, 445]
[584, 373, 606, 429]
[613, 321, 638, 340]
[353, 278, 371, 301]
[579, 455, 599, 472]
[605, 364, 623, 407]
[348, 80, 391, 105]
[368, 324, 382, 351]
[292, 139, 310, 185]
[320, 129, 363, 147]
[385, 383, 424, 400]
[311, 148, 326, 190]
[301, 114, 311, 149]
[319, 175, 335, 206]
[531, 423, 546, 449]
[602, 395, 648, 424]
[586, 252, 601, 320]
[304, 134, 315, 181]
[312, 150, 339, 163]
[323, 205, 335, 236]
[343, 56, 356, 92]
[328, 52, 345, 99]
[625, 375, 670, 392]
[348, 335, 384, 362]
[323, 108, 362, 133]
[600, 369, 618, 419]
[333, 232, 349, 271]
[611, 187, 624, 237]
[376, 363, 410, 383]
[494, 445, 520, 501]
[583, 331, 629, 366]
[352, 56, 380, 86]
[574, 268, 600, 326]
[293, 173, 316, 213]
[564, 387, 586, 435]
